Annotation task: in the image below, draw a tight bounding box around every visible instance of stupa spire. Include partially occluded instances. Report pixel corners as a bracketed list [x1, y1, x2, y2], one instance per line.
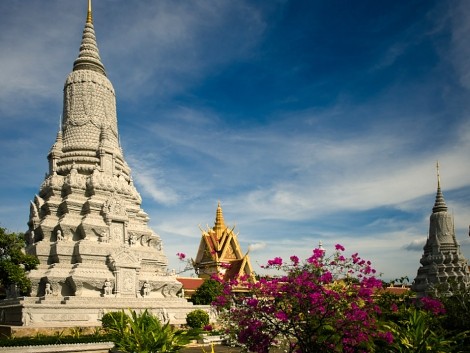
[59, 0, 125, 176]
[73, 0, 105, 75]
[214, 201, 226, 234]
[433, 161, 447, 213]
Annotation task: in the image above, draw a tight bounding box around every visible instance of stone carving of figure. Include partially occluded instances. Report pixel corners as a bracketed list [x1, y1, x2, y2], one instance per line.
[103, 279, 113, 296]
[99, 230, 109, 243]
[69, 163, 78, 185]
[142, 281, 151, 297]
[21, 310, 33, 326]
[158, 308, 169, 323]
[147, 237, 162, 250]
[128, 234, 136, 246]
[56, 229, 64, 242]
[45, 283, 53, 296]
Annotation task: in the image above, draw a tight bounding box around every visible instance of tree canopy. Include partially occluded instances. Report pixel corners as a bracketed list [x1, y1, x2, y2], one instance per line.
[190, 279, 222, 305]
[0, 227, 39, 296]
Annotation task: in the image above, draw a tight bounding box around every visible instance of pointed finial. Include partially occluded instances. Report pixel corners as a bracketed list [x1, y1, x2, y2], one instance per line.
[214, 201, 225, 234]
[87, 0, 93, 24]
[433, 161, 447, 213]
[73, 0, 106, 75]
[436, 160, 441, 189]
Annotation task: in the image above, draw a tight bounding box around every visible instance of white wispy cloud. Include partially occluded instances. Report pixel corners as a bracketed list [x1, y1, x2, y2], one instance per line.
[126, 153, 180, 205]
[404, 238, 427, 251]
[248, 242, 267, 252]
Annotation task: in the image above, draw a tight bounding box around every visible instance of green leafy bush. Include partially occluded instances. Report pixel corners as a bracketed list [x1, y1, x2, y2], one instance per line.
[186, 309, 209, 329]
[190, 279, 222, 305]
[101, 309, 183, 353]
[440, 286, 470, 333]
[100, 311, 129, 330]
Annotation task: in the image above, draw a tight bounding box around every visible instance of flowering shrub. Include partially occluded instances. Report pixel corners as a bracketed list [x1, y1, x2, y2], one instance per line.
[417, 296, 445, 315]
[213, 245, 391, 353]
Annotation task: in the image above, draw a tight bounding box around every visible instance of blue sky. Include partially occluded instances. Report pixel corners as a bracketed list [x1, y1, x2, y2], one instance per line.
[1, 0, 470, 281]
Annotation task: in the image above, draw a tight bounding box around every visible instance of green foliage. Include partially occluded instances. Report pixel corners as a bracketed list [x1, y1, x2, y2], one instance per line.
[376, 293, 470, 353]
[383, 308, 460, 353]
[433, 284, 470, 350]
[0, 227, 39, 295]
[101, 309, 184, 353]
[440, 286, 470, 333]
[375, 291, 413, 323]
[186, 309, 210, 329]
[190, 279, 222, 305]
[100, 311, 129, 330]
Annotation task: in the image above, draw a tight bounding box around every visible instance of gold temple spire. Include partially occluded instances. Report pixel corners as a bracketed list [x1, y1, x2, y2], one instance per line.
[86, 0, 93, 24]
[214, 201, 226, 235]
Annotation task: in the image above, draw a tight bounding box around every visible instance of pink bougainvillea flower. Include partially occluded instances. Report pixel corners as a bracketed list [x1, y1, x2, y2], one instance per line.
[267, 257, 283, 267]
[290, 255, 299, 266]
[419, 296, 446, 315]
[335, 244, 345, 251]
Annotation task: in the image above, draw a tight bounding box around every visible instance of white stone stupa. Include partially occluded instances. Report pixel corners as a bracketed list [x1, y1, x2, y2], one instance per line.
[411, 164, 470, 297]
[0, 0, 200, 328]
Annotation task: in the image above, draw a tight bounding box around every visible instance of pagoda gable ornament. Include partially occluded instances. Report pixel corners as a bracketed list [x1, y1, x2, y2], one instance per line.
[193, 203, 255, 281]
[109, 246, 141, 270]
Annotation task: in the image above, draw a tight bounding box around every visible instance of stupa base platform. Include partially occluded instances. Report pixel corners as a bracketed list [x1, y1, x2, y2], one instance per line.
[0, 296, 211, 328]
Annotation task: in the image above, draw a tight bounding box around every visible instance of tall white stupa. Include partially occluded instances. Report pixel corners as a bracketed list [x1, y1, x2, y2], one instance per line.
[0, 0, 201, 328]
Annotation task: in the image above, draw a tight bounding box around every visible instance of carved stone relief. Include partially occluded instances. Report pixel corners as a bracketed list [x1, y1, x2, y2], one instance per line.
[119, 268, 136, 297]
[110, 222, 125, 244]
